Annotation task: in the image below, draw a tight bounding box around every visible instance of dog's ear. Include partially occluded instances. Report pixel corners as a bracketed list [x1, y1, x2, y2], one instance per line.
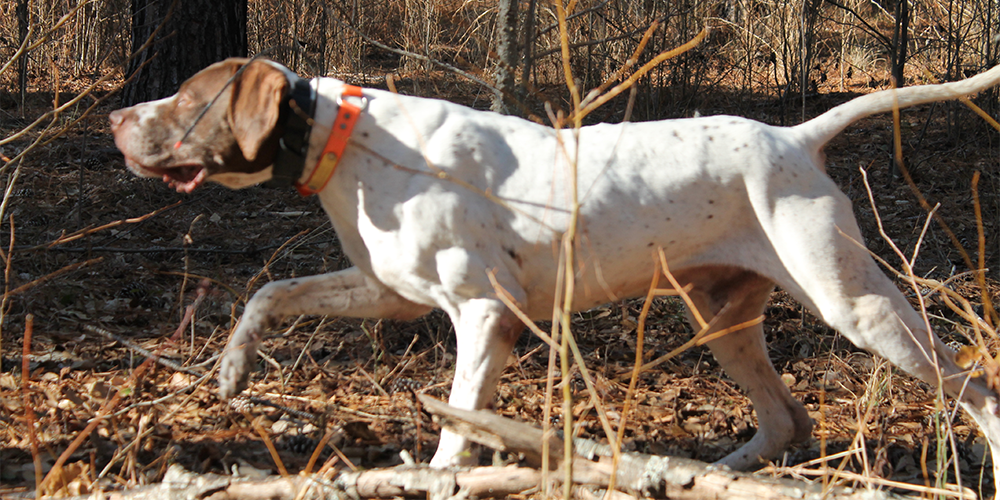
[228, 61, 288, 162]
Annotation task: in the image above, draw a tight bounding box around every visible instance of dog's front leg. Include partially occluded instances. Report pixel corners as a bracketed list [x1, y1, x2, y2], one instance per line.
[429, 298, 523, 467]
[218, 266, 431, 399]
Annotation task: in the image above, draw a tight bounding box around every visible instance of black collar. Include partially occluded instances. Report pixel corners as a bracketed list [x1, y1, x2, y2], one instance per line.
[267, 76, 316, 188]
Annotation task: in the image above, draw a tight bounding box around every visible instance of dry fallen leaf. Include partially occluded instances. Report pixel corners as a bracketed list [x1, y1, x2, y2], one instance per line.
[955, 345, 982, 369]
[40, 460, 92, 498]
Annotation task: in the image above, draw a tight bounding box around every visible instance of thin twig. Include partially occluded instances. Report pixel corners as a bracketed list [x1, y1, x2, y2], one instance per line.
[43, 201, 183, 248]
[22, 315, 43, 493]
[83, 324, 208, 377]
[246, 412, 290, 477]
[5, 258, 103, 297]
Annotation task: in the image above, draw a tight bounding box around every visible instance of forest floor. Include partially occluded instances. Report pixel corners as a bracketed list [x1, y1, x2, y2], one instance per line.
[1, 63, 999, 498]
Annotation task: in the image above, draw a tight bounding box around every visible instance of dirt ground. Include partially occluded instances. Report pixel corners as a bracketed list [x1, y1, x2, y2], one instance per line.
[1, 67, 1000, 498]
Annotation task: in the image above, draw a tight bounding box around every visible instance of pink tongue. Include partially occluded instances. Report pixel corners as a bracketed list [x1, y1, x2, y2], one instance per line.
[167, 168, 207, 193]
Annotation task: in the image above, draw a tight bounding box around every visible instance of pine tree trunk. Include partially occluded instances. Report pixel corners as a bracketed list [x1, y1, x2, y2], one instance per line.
[122, 0, 248, 106]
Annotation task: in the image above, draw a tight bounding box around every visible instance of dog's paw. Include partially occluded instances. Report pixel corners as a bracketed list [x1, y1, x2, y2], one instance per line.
[429, 430, 478, 468]
[218, 350, 251, 400]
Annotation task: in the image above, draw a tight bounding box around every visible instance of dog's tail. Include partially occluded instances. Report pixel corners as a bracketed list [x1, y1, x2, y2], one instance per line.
[793, 64, 1000, 150]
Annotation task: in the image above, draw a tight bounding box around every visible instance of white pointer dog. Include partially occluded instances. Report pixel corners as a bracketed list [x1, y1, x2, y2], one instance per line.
[111, 58, 1000, 482]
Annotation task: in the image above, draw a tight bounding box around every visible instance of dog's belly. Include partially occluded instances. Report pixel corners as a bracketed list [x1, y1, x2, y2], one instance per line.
[512, 223, 765, 319]
[494, 120, 775, 317]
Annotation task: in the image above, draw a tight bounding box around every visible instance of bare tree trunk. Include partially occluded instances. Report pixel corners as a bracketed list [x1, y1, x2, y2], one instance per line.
[317, 4, 327, 75]
[520, 0, 536, 96]
[800, 0, 821, 121]
[984, 0, 999, 121]
[291, 0, 301, 72]
[890, 0, 909, 86]
[492, 0, 519, 115]
[944, 0, 963, 140]
[17, 0, 29, 115]
[121, 0, 248, 106]
[887, 0, 909, 182]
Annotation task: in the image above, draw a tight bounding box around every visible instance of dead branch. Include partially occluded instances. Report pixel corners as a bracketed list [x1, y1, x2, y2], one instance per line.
[51, 398, 939, 500]
[58, 432, 925, 500]
[58, 463, 540, 500]
[418, 395, 928, 500]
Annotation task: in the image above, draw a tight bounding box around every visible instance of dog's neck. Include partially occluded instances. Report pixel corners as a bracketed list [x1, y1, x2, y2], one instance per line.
[268, 71, 366, 195]
[268, 73, 316, 188]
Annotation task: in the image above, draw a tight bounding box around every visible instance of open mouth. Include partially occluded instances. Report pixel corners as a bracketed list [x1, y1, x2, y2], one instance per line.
[125, 158, 208, 193]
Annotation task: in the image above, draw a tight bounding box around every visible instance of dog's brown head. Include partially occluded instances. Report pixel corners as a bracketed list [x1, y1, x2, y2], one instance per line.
[110, 58, 290, 192]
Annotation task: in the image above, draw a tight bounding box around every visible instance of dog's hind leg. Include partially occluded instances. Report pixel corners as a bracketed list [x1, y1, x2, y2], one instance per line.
[680, 267, 813, 469]
[429, 297, 524, 467]
[218, 266, 432, 399]
[751, 173, 1000, 489]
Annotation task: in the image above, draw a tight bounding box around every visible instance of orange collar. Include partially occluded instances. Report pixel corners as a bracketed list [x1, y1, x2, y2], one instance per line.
[295, 84, 367, 196]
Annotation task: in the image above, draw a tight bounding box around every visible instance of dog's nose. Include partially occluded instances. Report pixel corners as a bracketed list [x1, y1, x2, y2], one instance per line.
[109, 110, 124, 131]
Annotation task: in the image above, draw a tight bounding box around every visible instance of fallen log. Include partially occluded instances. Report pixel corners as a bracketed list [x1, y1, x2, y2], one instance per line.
[51, 458, 937, 500]
[417, 394, 968, 500]
[47, 397, 971, 500]
[59, 463, 542, 500]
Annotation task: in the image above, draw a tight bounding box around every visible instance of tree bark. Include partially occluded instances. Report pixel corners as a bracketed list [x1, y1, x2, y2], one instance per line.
[519, 0, 537, 97]
[121, 0, 247, 106]
[492, 0, 519, 115]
